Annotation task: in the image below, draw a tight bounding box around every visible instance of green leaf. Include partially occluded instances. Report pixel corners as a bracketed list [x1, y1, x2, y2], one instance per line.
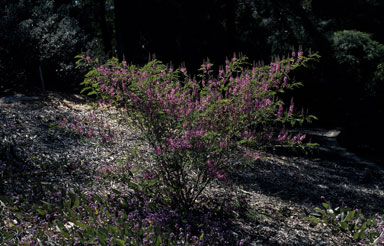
[337, 212, 345, 221]
[55, 221, 65, 230]
[69, 192, 76, 203]
[372, 218, 378, 226]
[94, 194, 103, 203]
[80, 87, 91, 94]
[310, 216, 320, 224]
[0, 196, 12, 205]
[155, 235, 162, 246]
[310, 212, 321, 218]
[344, 210, 355, 222]
[108, 225, 119, 235]
[322, 203, 329, 209]
[74, 198, 80, 208]
[97, 230, 107, 244]
[359, 229, 366, 240]
[126, 181, 139, 190]
[84, 205, 93, 214]
[353, 231, 360, 240]
[338, 221, 348, 230]
[74, 221, 86, 230]
[66, 207, 76, 218]
[111, 189, 121, 195]
[87, 91, 97, 96]
[36, 208, 47, 216]
[116, 239, 126, 246]
[80, 80, 88, 86]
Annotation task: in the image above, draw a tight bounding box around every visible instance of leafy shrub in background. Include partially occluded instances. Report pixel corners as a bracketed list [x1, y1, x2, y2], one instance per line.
[331, 30, 384, 96]
[78, 52, 317, 208]
[0, 0, 106, 92]
[331, 30, 384, 157]
[332, 30, 384, 64]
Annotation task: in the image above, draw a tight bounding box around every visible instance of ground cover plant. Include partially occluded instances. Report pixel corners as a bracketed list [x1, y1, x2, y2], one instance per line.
[308, 199, 384, 245]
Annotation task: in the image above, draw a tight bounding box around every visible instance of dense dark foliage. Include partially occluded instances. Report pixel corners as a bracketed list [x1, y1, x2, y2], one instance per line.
[0, 0, 114, 93]
[0, 0, 383, 158]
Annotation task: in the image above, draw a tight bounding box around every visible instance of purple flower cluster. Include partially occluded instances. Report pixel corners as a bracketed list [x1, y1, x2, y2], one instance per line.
[0, 189, 237, 245]
[207, 160, 227, 180]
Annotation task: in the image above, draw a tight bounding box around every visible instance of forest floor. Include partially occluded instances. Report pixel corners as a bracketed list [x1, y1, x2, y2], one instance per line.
[1, 91, 383, 245]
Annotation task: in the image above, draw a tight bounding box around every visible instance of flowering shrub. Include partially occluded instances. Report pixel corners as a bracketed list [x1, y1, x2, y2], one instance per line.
[78, 52, 317, 208]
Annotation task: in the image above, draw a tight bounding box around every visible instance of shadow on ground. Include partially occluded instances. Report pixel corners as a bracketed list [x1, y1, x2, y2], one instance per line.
[231, 129, 384, 216]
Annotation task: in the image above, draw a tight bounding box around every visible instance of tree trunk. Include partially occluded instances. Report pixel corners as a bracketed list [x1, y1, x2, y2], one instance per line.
[225, 0, 237, 54]
[38, 63, 46, 92]
[113, 0, 142, 62]
[96, 0, 112, 56]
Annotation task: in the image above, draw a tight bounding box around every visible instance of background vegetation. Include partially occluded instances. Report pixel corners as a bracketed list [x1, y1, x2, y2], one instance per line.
[1, 0, 383, 159]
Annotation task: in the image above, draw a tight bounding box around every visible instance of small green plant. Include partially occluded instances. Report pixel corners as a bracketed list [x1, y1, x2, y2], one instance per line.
[307, 199, 384, 245]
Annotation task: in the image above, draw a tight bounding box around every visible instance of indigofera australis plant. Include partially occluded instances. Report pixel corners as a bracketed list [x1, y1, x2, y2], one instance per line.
[77, 51, 318, 208]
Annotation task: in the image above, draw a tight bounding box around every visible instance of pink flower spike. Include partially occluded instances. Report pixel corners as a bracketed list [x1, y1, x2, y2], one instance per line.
[298, 50, 304, 58]
[299, 134, 306, 142]
[286, 64, 291, 73]
[275, 62, 280, 72]
[60, 122, 66, 129]
[288, 99, 294, 115]
[278, 130, 288, 142]
[278, 105, 283, 117]
[216, 170, 227, 180]
[207, 160, 214, 168]
[219, 141, 227, 149]
[282, 76, 288, 88]
[155, 146, 162, 155]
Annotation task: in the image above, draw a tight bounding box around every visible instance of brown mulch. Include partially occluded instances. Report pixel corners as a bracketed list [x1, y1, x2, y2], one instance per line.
[1, 92, 383, 245]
